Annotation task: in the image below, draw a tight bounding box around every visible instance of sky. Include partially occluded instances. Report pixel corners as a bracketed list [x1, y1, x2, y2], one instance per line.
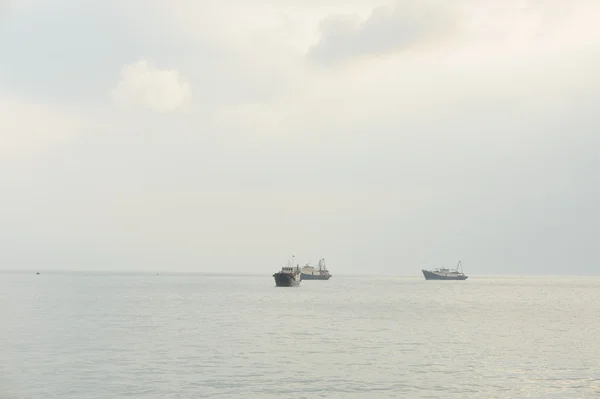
[1, 0, 600, 275]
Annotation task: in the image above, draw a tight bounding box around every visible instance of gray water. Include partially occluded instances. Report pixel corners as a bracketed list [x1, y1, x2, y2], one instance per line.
[1, 273, 599, 398]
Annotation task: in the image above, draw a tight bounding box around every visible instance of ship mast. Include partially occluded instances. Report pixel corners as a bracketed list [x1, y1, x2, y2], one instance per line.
[318, 258, 326, 272]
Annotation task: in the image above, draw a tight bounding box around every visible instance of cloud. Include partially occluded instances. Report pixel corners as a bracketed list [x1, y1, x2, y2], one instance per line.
[111, 60, 191, 113]
[307, 1, 456, 63]
[306, 0, 600, 65]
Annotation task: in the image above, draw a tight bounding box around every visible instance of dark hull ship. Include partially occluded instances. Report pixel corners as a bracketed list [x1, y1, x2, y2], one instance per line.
[422, 261, 468, 280]
[273, 256, 302, 287]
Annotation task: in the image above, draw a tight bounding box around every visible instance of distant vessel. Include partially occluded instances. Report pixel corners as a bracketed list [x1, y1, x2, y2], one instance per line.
[300, 258, 332, 280]
[273, 256, 302, 287]
[422, 261, 468, 280]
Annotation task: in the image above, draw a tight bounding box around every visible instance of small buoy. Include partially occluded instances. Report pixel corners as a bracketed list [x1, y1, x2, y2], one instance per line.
[36, 272, 40, 275]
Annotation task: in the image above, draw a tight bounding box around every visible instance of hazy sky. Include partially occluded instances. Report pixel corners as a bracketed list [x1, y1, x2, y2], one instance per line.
[1, 0, 600, 275]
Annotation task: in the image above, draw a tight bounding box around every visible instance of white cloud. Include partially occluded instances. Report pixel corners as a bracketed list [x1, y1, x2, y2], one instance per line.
[111, 60, 191, 113]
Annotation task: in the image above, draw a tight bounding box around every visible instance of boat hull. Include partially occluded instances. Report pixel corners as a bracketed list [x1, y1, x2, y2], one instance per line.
[300, 273, 331, 280]
[273, 273, 301, 287]
[422, 270, 468, 280]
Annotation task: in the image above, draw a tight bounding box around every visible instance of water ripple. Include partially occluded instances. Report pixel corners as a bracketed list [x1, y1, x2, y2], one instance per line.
[1, 273, 599, 398]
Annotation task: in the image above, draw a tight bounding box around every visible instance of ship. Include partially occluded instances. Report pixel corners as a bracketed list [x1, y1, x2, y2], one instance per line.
[300, 258, 332, 280]
[273, 256, 302, 287]
[422, 261, 468, 280]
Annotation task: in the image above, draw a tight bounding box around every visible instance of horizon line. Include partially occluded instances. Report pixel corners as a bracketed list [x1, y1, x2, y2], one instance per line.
[1, 269, 599, 278]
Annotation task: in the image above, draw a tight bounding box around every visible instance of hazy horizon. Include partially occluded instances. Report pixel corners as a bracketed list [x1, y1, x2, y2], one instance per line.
[3, 269, 600, 279]
[2, 1, 600, 275]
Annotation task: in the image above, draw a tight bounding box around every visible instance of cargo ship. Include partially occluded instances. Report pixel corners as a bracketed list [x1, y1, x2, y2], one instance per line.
[422, 261, 468, 280]
[300, 258, 332, 280]
[273, 256, 302, 287]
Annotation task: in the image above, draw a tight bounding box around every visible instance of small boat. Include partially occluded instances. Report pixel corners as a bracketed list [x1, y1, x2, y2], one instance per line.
[300, 258, 332, 280]
[422, 261, 468, 280]
[273, 256, 302, 287]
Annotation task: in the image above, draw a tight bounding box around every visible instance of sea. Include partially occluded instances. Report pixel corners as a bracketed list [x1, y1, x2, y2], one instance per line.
[1, 272, 599, 398]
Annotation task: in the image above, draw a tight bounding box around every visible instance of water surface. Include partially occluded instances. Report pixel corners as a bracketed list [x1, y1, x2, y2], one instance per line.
[1, 273, 599, 398]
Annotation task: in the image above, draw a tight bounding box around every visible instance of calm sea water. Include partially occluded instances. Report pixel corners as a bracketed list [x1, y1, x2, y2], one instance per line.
[1, 272, 599, 398]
